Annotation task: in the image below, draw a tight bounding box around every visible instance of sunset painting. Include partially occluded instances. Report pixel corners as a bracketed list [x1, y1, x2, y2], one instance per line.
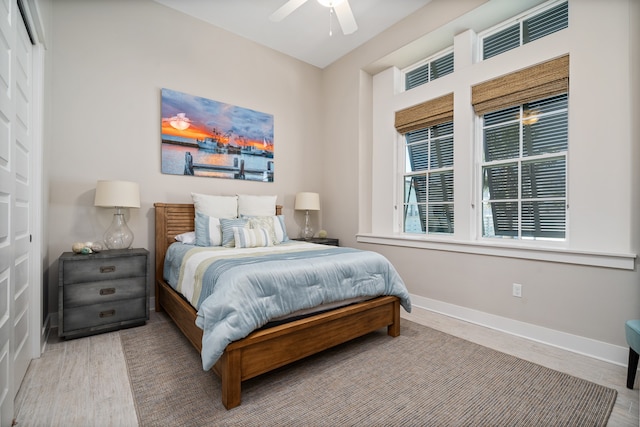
[161, 88, 274, 182]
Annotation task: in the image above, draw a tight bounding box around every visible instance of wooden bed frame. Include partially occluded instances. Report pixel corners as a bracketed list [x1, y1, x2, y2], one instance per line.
[154, 202, 401, 409]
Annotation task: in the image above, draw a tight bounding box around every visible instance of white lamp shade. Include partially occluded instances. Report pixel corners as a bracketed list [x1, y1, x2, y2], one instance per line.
[94, 180, 140, 208]
[295, 192, 320, 211]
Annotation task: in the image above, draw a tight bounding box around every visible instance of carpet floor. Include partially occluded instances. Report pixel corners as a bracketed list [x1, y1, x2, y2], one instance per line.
[120, 316, 617, 426]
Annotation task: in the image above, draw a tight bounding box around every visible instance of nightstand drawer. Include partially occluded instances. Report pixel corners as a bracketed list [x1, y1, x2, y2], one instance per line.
[63, 277, 147, 308]
[62, 297, 147, 332]
[62, 255, 146, 285]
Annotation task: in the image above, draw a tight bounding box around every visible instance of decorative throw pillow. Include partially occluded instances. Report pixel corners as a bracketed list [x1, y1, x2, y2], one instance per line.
[175, 231, 196, 244]
[246, 215, 289, 245]
[233, 227, 273, 248]
[220, 218, 249, 248]
[195, 212, 223, 246]
[237, 194, 277, 217]
[247, 216, 278, 246]
[191, 193, 238, 219]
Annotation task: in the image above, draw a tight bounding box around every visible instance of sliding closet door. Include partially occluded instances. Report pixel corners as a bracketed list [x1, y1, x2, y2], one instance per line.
[0, 0, 34, 425]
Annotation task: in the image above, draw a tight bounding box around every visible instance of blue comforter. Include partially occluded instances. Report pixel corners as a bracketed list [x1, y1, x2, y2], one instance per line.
[166, 242, 411, 371]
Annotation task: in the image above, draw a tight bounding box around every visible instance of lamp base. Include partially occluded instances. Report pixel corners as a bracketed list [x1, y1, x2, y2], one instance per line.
[301, 210, 314, 239]
[104, 209, 134, 250]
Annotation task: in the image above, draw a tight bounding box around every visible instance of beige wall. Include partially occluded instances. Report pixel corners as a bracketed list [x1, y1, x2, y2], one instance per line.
[47, 0, 324, 315]
[45, 0, 640, 362]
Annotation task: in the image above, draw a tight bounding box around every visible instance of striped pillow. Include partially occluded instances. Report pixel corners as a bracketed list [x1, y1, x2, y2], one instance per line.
[244, 215, 290, 245]
[195, 212, 222, 246]
[220, 218, 249, 248]
[233, 227, 272, 248]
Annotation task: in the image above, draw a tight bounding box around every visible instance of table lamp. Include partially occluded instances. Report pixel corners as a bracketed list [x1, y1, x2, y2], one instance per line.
[294, 192, 320, 239]
[94, 180, 140, 249]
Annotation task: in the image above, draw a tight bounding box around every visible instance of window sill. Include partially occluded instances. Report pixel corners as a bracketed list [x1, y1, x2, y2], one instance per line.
[356, 233, 636, 270]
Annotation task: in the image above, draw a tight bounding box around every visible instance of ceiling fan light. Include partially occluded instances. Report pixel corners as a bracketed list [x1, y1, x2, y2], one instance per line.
[317, 0, 345, 8]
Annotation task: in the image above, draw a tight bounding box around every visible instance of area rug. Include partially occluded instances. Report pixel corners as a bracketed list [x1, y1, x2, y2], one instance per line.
[120, 316, 617, 427]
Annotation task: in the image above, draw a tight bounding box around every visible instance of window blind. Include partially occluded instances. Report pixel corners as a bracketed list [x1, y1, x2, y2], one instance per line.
[481, 94, 568, 239]
[483, 24, 520, 60]
[395, 93, 454, 134]
[471, 55, 568, 116]
[482, 1, 568, 60]
[405, 51, 454, 90]
[523, 1, 568, 44]
[405, 63, 430, 91]
[404, 121, 454, 235]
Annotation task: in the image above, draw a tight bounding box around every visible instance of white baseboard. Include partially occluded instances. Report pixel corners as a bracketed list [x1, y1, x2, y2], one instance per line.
[41, 313, 52, 355]
[405, 293, 629, 367]
[53, 294, 629, 366]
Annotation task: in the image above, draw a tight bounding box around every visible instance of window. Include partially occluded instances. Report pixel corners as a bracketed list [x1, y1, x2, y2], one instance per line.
[472, 54, 569, 241]
[366, 0, 637, 269]
[482, 1, 568, 60]
[395, 93, 454, 235]
[481, 94, 568, 239]
[403, 122, 454, 234]
[388, 3, 569, 245]
[404, 50, 454, 91]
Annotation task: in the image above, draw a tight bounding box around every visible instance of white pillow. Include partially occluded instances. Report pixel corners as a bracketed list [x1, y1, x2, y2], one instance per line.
[237, 194, 277, 217]
[175, 231, 196, 244]
[192, 193, 238, 219]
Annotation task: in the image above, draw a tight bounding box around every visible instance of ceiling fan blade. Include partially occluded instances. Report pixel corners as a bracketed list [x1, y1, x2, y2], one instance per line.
[334, 0, 357, 35]
[269, 0, 309, 22]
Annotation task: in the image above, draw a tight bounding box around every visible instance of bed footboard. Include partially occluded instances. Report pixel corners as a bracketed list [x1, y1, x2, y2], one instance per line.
[214, 295, 400, 409]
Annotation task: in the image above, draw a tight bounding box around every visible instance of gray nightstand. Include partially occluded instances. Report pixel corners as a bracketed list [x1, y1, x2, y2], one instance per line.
[58, 248, 149, 339]
[293, 237, 339, 246]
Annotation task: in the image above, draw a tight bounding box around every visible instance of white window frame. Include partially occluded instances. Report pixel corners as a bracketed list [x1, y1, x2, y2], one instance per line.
[401, 46, 454, 92]
[476, 96, 569, 243]
[399, 122, 455, 236]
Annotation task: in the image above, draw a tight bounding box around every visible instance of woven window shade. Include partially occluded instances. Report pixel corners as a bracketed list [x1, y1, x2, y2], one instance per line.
[472, 54, 569, 116]
[395, 93, 453, 134]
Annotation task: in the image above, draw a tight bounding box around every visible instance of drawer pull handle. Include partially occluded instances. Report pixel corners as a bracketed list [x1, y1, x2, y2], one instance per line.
[100, 288, 116, 296]
[100, 265, 116, 274]
[99, 309, 116, 318]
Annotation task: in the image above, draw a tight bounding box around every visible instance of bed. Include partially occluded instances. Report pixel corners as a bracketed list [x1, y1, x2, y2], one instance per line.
[154, 202, 409, 409]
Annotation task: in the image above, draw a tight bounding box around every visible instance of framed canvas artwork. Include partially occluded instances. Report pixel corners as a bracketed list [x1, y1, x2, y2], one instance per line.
[161, 88, 274, 182]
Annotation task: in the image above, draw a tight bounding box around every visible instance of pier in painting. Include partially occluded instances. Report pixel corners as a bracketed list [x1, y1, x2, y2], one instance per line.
[161, 141, 274, 182]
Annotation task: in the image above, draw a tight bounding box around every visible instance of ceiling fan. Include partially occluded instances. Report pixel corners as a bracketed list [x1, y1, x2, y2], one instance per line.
[269, 0, 358, 35]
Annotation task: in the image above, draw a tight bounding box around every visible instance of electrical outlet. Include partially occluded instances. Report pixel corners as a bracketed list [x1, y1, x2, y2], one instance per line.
[512, 283, 522, 298]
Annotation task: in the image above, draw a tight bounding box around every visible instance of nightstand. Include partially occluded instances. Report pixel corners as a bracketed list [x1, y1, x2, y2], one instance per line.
[58, 248, 150, 339]
[293, 237, 339, 246]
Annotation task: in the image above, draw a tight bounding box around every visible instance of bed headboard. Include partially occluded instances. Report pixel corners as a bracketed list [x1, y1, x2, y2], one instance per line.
[154, 203, 283, 290]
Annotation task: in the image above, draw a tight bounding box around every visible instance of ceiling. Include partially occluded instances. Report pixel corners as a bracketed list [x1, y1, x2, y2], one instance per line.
[153, 0, 433, 69]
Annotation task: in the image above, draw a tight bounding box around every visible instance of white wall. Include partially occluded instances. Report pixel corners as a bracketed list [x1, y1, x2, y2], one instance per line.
[322, 0, 640, 359]
[46, 0, 325, 317]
